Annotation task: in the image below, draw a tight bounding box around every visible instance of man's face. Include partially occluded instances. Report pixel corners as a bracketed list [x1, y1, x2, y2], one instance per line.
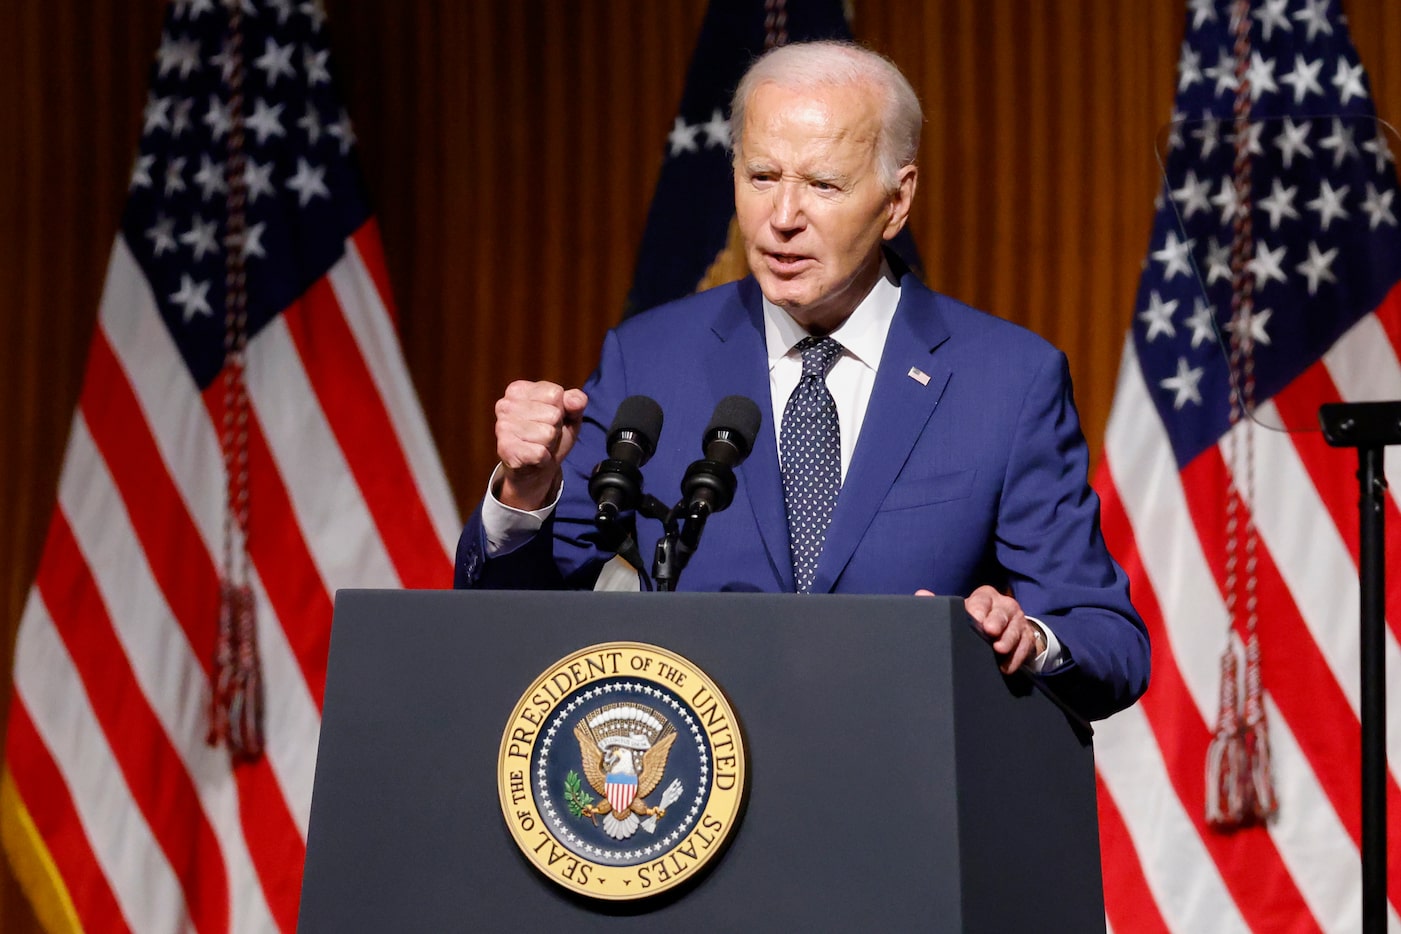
[733, 81, 916, 333]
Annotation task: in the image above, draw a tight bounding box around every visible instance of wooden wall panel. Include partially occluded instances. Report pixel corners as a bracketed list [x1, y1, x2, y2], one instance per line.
[323, 1, 710, 501]
[1, 3, 1398, 930]
[859, 0, 1183, 459]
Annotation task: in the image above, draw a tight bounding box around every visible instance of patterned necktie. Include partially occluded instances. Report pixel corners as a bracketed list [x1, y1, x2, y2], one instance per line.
[780, 336, 844, 593]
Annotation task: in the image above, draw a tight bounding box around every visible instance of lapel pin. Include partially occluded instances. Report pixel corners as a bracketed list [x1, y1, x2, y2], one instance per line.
[907, 366, 931, 386]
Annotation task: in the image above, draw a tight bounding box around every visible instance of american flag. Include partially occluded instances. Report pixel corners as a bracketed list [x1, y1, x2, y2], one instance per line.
[0, 1, 459, 931]
[1093, 0, 1401, 931]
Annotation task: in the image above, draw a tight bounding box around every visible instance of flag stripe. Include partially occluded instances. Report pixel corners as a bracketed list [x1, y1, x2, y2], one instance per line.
[5, 702, 129, 934]
[1261, 696, 1398, 932]
[1103, 340, 1228, 712]
[39, 512, 231, 933]
[15, 592, 188, 933]
[1367, 287, 1401, 368]
[1219, 406, 1401, 770]
[246, 315, 400, 591]
[1269, 358, 1401, 628]
[242, 574, 320, 838]
[1321, 304, 1401, 516]
[1212, 410, 1401, 906]
[97, 236, 324, 842]
[78, 330, 303, 931]
[1096, 704, 1253, 933]
[201, 378, 335, 707]
[227, 750, 303, 933]
[282, 275, 447, 587]
[1099, 464, 1314, 933]
[1109, 445, 1399, 928]
[81, 330, 219, 668]
[97, 240, 227, 572]
[335, 234, 462, 563]
[1096, 773, 1172, 934]
[1098, 357, 1312, 931]
[97, 242, 329, 793]
[1100, 466, 1322, 933]
[349, 220, 398, 329]
[1101, 340, 1401, 929]
[1103, 450, 1378, 929]
[1181, 446, 1390, 866]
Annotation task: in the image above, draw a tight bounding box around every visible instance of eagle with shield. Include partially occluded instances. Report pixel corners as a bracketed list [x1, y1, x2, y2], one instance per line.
[572, 702, 684, 841]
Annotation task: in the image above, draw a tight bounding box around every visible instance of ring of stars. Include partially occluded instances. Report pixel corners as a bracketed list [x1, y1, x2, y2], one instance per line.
[533, 679, 711, 866]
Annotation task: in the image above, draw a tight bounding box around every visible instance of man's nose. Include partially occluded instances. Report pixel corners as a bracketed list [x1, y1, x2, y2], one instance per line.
[770, 182, 807, 232]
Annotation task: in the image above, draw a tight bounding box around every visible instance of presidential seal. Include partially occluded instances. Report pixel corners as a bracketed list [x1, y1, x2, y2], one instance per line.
[498, 642, 745, 900]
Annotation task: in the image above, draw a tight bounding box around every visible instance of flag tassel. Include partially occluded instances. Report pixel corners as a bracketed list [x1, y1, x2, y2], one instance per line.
[209, 581, 265, 761]
[206, 0, 265, 764]
[1242, 632, 1278, 820]
[1206, 643, 1247, 827]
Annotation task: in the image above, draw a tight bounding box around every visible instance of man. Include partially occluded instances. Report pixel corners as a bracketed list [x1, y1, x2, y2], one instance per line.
[455, 41, 1148, 721]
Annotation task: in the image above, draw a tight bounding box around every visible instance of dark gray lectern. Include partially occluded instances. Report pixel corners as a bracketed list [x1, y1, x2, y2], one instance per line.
[299, 591, 1104, 933]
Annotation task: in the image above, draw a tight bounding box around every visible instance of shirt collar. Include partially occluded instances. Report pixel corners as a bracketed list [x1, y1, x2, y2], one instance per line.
[762, 257, 901, 374]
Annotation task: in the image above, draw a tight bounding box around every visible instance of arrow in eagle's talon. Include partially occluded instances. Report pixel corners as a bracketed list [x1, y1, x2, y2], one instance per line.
[641, 779, 684, 833]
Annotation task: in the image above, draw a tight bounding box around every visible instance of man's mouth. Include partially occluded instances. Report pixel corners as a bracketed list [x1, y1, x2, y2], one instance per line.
[764, 251, 813, 274]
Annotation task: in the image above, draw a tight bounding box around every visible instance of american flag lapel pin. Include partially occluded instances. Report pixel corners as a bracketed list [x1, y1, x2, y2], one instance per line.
[907, 366, 931, 386]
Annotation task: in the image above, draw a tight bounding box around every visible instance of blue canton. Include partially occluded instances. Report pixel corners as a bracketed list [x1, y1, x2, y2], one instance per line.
[1140, 0, 1401, 466]
[121, 0, 371, 391]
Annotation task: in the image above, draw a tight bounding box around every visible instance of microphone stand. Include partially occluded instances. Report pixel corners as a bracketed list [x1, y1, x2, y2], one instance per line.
[635, 495, 703, 592]
[1319, 400, 1399, 934]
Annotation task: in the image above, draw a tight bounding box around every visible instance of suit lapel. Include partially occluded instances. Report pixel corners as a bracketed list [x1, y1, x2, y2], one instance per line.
[812, 280, 952, 593]
[705, 279, 795, 591]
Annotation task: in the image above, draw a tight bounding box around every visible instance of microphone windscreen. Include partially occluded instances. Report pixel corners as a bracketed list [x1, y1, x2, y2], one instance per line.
[705, 395, 762, 456]
[609, 395, 664, 456]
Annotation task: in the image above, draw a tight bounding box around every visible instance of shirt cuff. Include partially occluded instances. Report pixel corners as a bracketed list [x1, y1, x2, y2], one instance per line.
[1023, 616, 1065, 674]
[481, 463, 561, 557]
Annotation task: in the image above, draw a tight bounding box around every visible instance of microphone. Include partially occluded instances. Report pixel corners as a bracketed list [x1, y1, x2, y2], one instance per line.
[589, 395, 663, 527]
[681, 395, 762, 521]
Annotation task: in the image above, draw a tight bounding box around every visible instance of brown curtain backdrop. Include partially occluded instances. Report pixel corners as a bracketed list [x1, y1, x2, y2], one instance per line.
[3, 1, 1400, 928]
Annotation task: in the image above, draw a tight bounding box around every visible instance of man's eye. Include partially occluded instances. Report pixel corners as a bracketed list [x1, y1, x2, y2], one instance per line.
[812, 180, 837, 192]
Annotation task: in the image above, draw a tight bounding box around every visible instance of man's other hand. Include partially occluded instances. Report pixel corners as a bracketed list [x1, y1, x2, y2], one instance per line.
[917, 585, 1043, 675]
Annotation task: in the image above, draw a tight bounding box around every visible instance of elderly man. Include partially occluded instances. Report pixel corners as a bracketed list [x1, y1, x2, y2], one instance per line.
[455, 41, 1148, 721]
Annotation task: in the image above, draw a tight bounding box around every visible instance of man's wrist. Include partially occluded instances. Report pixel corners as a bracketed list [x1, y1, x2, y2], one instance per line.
[495, 468, 561, 511]
[1027, 619, 1048, 657]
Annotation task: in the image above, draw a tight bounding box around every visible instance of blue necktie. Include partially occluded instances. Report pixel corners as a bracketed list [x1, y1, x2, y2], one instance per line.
[781, 336, 843, 593]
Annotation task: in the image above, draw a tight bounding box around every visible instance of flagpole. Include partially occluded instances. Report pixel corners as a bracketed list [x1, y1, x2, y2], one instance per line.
[1319, 400, 1399, 934]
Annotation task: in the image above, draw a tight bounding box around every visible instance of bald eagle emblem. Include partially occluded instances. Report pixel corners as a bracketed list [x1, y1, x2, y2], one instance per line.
[569, 702, 684, 841]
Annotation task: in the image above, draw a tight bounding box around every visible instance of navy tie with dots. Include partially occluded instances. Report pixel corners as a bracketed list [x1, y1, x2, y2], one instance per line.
[780, 336, 844, 593]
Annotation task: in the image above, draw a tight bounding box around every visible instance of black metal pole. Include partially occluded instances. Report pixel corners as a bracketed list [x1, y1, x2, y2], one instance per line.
[1319, 401, 1398, 934]
[1358, 444, 1387, 934]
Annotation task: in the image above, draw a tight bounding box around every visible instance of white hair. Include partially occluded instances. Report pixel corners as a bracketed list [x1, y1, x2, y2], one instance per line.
[729, 40, 923, 192]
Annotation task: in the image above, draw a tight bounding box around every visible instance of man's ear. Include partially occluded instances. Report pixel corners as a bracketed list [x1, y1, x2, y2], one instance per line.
[883, 163, 918, 240]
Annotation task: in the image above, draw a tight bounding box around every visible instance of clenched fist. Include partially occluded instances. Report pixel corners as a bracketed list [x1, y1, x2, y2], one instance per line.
[494, 380, 589, 510]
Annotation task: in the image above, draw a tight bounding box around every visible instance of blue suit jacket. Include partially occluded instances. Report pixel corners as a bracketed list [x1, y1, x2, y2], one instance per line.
[456, 270, 1149, 719]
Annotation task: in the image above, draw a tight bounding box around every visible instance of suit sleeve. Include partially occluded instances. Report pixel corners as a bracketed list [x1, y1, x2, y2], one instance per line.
[996, 350, 1150, 720]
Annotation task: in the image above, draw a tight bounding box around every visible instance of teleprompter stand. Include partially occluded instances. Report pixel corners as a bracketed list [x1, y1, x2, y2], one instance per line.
[1320, 401, 1400, 934]
[298, 592, 1104, 933]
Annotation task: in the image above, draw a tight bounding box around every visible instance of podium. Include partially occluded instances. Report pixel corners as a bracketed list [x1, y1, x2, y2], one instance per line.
[298, 591, 1104, 933]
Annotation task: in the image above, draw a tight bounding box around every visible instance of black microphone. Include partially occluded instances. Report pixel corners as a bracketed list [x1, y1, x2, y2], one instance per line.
[681, 395, 762, 521]
[589, 395, 664, 527]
